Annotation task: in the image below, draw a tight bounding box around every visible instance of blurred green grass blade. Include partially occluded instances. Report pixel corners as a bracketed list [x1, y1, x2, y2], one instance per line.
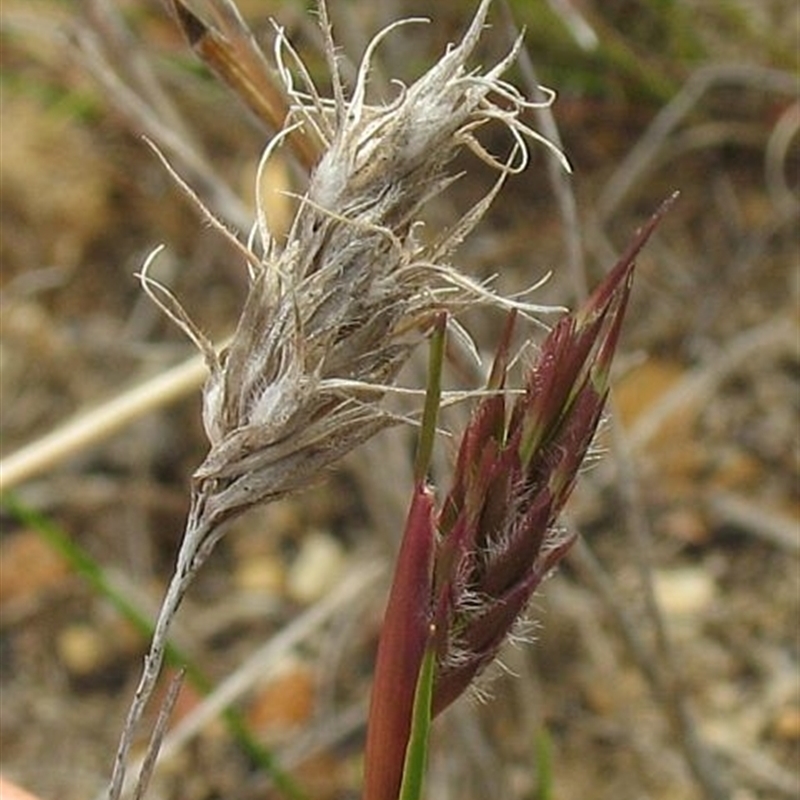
[533, 727, 554, 800]
[1, 493, 308, 800]
[398, 631, 436, 800]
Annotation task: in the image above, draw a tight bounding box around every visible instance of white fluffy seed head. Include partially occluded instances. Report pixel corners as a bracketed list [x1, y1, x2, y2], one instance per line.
[149, 0, 566, 530]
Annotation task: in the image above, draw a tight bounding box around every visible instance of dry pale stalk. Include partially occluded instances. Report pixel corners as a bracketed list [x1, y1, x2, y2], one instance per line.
[107, 1, 569, 796]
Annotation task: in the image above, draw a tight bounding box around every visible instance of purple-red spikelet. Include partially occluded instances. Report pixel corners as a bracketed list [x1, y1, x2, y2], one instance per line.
[431, 202, 673, 715]
[363, 200, 674, 800]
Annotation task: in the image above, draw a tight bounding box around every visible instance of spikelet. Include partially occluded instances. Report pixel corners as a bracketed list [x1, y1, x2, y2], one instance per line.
[184, 0, 568, 536]
[363, 199, 674, 800]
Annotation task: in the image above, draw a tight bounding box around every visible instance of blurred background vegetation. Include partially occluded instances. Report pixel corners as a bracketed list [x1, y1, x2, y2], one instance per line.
[1, 2, 797, 799]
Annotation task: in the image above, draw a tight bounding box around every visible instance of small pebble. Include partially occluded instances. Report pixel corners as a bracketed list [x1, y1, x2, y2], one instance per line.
[772, 707, 800, 741]
[57, 623, 111, 678]
[234, 555, 285, 594]
[0, 532, 69, 606]
[652, 566, 716, 619]
[659, 508, 710, 546]
[286, 531, 346, 604]
[248, 661, 315, 733]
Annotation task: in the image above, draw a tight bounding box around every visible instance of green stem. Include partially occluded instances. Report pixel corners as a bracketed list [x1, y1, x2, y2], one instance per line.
[398, 629, 437, 800]
[413, 314, 447, 483]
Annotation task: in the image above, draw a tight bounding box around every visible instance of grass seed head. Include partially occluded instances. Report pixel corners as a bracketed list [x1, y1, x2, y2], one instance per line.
[182, 0, 566, 531]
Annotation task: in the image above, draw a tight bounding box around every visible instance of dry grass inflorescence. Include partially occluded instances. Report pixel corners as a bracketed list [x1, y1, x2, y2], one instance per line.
[0, 1, 797, 800]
